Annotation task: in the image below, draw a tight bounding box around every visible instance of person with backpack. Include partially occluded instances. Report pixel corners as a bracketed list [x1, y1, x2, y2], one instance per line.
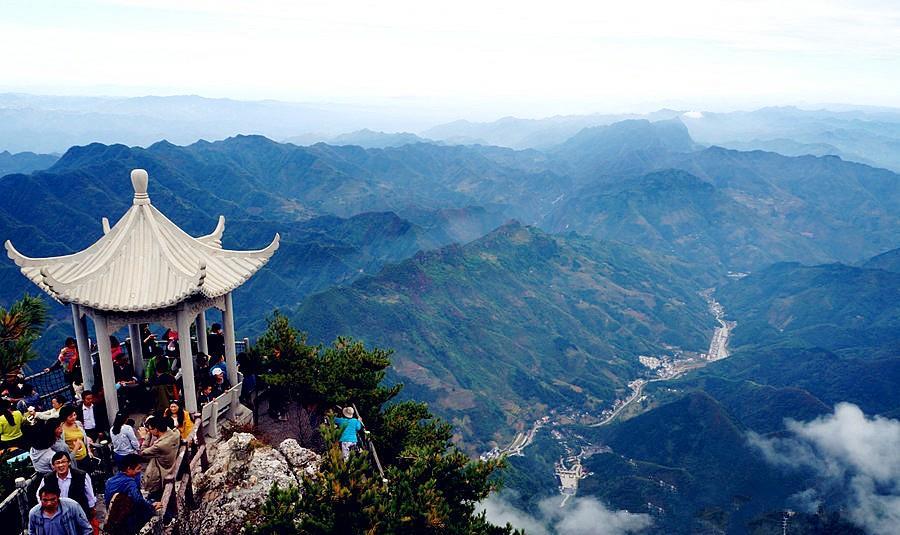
[333, 406, 364, 460]
[104, 454, 161, 535]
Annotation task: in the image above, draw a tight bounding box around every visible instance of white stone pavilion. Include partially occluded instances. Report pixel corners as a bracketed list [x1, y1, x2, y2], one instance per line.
[4, 169, 279, 423]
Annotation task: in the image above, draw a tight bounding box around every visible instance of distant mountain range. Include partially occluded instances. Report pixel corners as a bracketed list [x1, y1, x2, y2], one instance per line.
[3, 122, 899, 359]
[3, 106, 900, 533]
[545, 157, 900, 271]
[5, 92, 900, 175]
[547, 118, 700, 181]
[285, 129, 434, 149]
[0, 93, 447, 153]
[681, 106, 900, 172]
[424, 105, 900, 172]
[0, 150, 57, 176]
[422, 110, 685, 149]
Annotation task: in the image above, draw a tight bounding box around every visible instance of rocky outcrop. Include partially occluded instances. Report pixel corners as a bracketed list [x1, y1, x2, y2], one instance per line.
[186, 433, 320, 535]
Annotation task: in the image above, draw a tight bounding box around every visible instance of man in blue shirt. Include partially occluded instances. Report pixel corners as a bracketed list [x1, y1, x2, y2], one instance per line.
[104, 454, 162, 534]
[28, 483, 92, 535]
[333, 406, 364, 460]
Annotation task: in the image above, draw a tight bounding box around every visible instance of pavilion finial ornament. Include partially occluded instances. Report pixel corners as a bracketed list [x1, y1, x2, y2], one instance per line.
[131, 169, 150, 205]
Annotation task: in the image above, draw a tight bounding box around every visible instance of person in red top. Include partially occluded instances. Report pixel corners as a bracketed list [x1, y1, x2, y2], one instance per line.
[109, 336, 123, 362]
[45, 338, 81, 390]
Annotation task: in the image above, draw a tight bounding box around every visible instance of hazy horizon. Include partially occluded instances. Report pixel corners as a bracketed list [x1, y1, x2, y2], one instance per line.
[3, 0, 899, 121]
[2, 89, 899, 132]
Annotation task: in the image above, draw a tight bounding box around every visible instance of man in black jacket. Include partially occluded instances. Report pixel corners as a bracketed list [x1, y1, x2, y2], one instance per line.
[76, 390, 108, 441]
[36, 451, 97, 527]
[207, 323, 226, 361]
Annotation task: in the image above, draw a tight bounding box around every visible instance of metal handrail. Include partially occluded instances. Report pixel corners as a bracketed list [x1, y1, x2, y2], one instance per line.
[351, 403, 388, 485]
[0, 473, 40, 535]
[198, 371, 244, 439]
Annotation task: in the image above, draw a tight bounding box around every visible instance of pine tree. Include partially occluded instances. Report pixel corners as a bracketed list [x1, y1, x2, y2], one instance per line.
[0, 294, 48, 378]
[247, 313, 520, 535]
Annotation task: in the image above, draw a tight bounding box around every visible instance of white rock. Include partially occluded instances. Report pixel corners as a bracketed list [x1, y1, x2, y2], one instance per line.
[183, 433, 320, 535]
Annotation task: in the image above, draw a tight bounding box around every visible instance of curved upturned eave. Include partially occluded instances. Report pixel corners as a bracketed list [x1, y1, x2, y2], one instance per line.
[197, 215, 226, 248]
[6, 238, 91, 268]
[5, 207, 279, 312]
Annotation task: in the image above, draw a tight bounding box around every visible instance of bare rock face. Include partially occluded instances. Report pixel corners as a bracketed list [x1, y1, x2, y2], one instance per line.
[278, 438, 320, 480]
[186, 433, 320, 535]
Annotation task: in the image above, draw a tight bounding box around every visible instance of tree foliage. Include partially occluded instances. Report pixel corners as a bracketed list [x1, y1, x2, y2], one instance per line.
[253, 311, 401, 426]
[0, 294, 48, 378]
[247, 312, 519, 535]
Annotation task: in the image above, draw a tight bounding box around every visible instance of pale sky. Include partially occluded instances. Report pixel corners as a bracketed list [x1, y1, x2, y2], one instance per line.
[2, 0, 899, 117]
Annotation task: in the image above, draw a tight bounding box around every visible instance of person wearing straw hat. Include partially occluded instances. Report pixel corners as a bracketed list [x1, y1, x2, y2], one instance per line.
[334, 406, 364, 460]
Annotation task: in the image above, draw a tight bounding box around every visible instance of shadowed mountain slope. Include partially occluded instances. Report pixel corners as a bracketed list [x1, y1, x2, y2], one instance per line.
[289, 222, 715, 447]
[718, 261, 900, 357]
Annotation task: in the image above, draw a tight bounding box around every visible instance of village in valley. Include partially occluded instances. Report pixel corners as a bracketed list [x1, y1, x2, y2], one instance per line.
[482, 292, 735, 504]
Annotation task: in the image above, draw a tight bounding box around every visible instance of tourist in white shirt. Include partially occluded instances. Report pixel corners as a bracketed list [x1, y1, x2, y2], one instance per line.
[76, 391, 108, 441]
[109, 412, 140, 465]
[36, 451, 97, 526]
[34, 395, 66, 421]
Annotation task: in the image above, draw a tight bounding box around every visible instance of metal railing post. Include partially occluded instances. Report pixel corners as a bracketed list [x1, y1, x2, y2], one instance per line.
[351, 404, 387, 485]
[209, 400, 220, 439]
[14, 477, 29, 533]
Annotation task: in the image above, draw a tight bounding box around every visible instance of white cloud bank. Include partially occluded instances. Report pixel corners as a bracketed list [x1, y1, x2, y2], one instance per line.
[480, 493, 652, 535]
[748, 402, 900, 535]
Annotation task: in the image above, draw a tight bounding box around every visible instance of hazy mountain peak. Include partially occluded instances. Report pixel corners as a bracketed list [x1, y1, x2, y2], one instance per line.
[863, 247, 900, 273]
[51, 142, 135, 171]
[0, 149, 59, 177]
[328, 129, 431, 149]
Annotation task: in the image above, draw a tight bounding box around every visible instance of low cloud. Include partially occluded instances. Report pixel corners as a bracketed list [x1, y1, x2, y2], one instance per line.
[748, 402, 900, 535]
[480, 492, 652, 535]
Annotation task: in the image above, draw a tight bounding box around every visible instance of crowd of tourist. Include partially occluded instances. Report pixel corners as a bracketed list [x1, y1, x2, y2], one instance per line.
[2, 325, 374, 535]
[0, 323, 234, 535]
[3, 391, 193, 535]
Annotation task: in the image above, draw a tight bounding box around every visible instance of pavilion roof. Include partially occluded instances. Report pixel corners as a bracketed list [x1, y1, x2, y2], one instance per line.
[4, 169, 279, 312]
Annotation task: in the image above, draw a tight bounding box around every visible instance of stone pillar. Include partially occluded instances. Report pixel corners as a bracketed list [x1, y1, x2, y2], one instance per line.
[128, 324, 144, 380]
[176, 308, 198, 413]
[195, 310, 208, 356]
[93, 313, 119, 423]
[223, 293, 240, 418]
[70, 304, 94, 390]
[223, 293, 238, 387]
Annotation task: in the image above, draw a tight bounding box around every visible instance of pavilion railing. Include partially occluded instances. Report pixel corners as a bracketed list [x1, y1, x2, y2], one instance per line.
[122, 336, 251, 376]
[199, 372, 245, 439]
[0, 473, 40, 535]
